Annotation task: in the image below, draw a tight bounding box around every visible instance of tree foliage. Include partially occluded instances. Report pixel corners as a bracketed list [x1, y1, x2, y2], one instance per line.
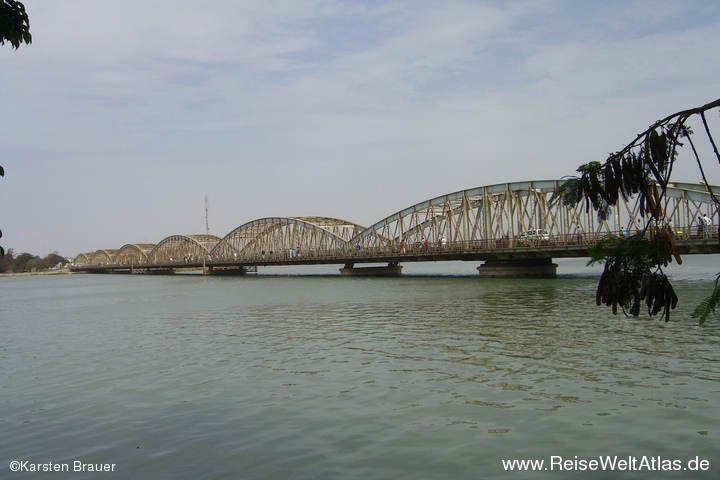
[552, 98, 720, 324]
[0, 0, 31, 49]
[692, 274, 720, 324]
[0, 249, 69, 273]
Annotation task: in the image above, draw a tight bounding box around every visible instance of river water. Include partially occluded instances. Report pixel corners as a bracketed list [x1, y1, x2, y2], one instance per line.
[1, 258, 719, 479]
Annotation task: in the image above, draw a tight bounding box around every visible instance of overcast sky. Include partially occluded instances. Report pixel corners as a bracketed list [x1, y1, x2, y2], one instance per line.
[1, 0, 719, 257]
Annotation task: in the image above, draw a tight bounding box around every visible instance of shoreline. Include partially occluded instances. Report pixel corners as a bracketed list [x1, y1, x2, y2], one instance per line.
[0, 268, 73, 277]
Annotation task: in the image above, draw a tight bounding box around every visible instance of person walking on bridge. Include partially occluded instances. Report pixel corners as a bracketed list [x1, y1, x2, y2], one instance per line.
[702, 214, 712, 238]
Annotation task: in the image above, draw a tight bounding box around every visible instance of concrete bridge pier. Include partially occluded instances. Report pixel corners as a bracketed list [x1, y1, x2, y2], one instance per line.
[207, 266, 248, 275]
[145, 268, 175, 275]
[339, 262, 403, 277]
[477, 258, 558, 278]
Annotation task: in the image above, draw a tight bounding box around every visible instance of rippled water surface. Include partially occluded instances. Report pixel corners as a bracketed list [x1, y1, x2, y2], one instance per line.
[1, 259, 719, 479]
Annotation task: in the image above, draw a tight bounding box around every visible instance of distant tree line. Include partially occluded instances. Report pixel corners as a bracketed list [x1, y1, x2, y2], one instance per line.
[0, 249, 68, 273]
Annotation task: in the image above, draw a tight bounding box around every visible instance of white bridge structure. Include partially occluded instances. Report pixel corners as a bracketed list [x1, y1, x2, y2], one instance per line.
[71, 180, 719, 277]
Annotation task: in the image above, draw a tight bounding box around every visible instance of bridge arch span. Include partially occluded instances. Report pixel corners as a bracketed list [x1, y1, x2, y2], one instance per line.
[211, 216, 365, 262]
[73, 252, 93, 266]
[647, 182, 719, 232]
[115, 243, 156, 266]
[148, 234, 221, 264]
[89, 249, 118, 266]
[350, 180, 627, 252]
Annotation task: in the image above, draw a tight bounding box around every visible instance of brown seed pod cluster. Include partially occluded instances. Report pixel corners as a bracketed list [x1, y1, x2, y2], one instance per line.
[639, 272, 678, 322]
[650, 225, 682, 267]
[595, 268, 620, 314]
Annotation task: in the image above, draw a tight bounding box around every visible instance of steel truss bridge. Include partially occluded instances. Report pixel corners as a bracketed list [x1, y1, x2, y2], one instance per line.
[70, 180, 720, 277]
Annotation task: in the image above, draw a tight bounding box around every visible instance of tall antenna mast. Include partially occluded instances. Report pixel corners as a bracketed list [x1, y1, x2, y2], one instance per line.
[205, 195, 209, 234]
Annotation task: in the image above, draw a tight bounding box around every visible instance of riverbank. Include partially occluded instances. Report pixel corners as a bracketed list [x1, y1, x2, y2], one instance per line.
[0, 267, 72, 277]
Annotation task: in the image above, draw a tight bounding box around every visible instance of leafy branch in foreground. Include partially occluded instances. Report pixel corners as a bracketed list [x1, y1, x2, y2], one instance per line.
[691, 274, 720, 325]
[0, 0, 32, 49]
[554, 98, 720, 324]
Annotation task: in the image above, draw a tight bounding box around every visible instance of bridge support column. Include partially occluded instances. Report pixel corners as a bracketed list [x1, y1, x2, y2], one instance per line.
[339, 262, 403, 277]
[477, 258, 557, 278]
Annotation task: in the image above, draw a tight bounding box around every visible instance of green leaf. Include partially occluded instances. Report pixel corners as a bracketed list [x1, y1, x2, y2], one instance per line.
[691, 275, 720, 325]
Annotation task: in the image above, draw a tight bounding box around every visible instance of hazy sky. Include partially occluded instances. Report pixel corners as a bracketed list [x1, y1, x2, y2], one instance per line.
[2, 0, 719, 258]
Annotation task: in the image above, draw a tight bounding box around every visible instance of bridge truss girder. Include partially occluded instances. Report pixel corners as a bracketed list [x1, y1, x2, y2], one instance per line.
[657, 183, 720, 232]
[147, 235, 221, 264]
[73, 252, 93, 266]
[72, 180, 719, 267]
[211, 216, 365, 262]
[115, 243, 156, 266]
[351, 180, 615, 251]
[89, 249, 118, 265]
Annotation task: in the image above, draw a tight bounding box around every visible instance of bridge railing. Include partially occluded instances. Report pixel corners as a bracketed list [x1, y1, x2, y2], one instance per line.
[191, 233, 592, 263]
[245, 227, 716, 262]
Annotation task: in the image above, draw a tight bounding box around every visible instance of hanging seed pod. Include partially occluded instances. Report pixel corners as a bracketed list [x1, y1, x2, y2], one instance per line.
[648, 129, 669, 171]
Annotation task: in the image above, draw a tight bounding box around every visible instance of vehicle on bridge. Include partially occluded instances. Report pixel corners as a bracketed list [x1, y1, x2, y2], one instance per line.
[518, 229, 551, 245]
